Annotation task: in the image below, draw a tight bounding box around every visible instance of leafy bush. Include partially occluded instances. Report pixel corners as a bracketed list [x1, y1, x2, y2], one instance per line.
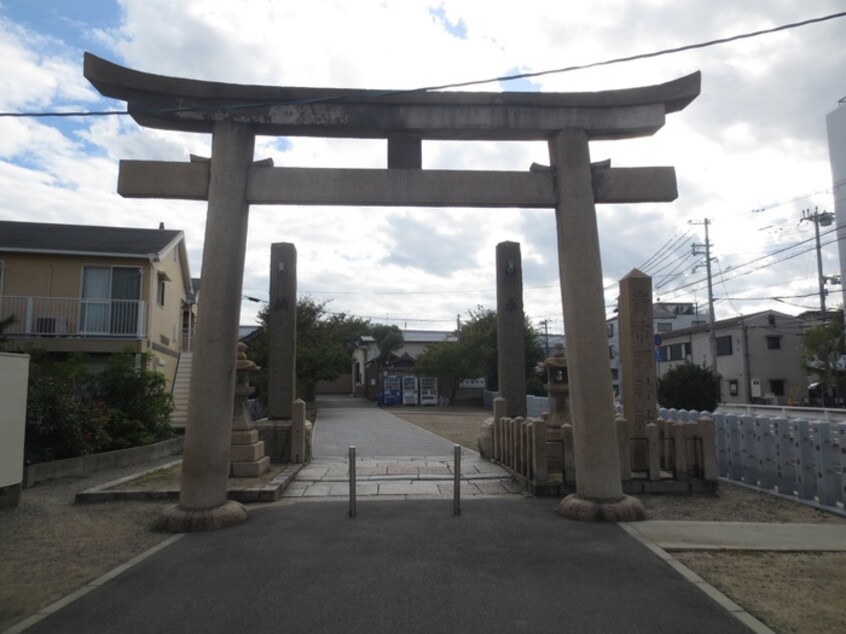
[24, 350, 174, 463]
[96, 352, 174, 450]
[25, 354, 110, 462]
[657, 362, 720, 412]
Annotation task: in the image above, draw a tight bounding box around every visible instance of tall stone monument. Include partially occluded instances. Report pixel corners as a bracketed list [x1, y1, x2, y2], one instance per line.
[268, 242, 297, 421]
[618, 269, 657, 472]
[496, 241, 527, 418]
[84, 52, 698, 527]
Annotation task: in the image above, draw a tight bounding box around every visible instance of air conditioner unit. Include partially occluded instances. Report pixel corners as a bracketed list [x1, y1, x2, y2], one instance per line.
[35, 317, 67, 335]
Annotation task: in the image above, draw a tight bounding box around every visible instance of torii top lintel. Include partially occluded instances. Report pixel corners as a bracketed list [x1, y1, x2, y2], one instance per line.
[84, 53, 700, 142]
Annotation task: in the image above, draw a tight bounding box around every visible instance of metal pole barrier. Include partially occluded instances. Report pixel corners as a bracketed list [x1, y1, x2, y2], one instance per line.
[349, 445, 356, 518]
[453, 444, 461, 516]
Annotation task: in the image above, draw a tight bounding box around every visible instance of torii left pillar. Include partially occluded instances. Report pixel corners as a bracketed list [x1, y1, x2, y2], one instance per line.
[161, 120, 255, 531]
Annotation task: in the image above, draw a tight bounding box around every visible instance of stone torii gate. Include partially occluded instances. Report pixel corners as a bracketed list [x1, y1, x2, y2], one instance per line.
[84, 53, 699, 530]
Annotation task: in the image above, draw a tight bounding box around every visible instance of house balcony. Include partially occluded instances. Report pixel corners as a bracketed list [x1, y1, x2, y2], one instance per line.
[1, 296, 147, 353]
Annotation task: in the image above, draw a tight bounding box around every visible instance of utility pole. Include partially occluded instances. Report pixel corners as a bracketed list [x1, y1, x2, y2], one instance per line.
[539, 319, 550, 355]
[801, 207, 834, 320]
[690, 218, 717, 372]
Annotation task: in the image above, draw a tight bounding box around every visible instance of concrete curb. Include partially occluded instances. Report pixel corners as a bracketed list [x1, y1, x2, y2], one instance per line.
[618, 522, 775, 634]
[24, 437, 184, 488]
[74, 462, 304, 504]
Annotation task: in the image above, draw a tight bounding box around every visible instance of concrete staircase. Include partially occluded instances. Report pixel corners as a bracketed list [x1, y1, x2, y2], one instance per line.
[170, 352, 192, 428]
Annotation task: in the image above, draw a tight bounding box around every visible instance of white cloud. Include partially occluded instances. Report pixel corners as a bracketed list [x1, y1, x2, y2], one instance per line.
[1, 0, 844, 330]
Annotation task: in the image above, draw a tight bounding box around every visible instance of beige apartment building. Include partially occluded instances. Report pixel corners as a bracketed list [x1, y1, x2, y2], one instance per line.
[0, 220, 195, 388]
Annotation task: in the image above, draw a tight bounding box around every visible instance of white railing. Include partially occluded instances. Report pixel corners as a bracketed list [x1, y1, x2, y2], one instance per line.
[0, 296, 146, 338]
[483, 390, 551, 418]
[717, 403, 846, 424]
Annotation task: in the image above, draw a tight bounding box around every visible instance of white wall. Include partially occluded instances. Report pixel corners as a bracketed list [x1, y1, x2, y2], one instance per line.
[827, 102, 846, 308]
[0, 352, 29, 490]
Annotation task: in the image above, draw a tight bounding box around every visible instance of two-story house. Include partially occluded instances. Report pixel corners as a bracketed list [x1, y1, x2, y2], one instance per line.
[0, 220, 195, 389]
[654, 309, 807, 405]
[607, 301, 708, 396]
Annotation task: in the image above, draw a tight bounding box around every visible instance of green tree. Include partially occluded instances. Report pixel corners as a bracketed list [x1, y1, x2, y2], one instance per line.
[250, 298, 377, 403]
[413, 306, 544, 400]
[370, 323, 404, 366]
[458, 306, 544, 390]
[413, 340, 476, 402]
[657, 362, 720, 412]
[803, 312, 846, 405]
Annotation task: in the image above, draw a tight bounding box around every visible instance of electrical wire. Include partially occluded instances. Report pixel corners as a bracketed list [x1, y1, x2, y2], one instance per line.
[2, 10, 845, 118]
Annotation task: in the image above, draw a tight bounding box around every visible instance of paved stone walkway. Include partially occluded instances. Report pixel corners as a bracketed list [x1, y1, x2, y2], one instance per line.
[289, 399, 519, 500]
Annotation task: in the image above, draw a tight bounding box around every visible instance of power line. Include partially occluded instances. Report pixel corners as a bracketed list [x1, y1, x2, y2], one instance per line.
[3, 10, 845, 119]
[661, 228, 842, 298]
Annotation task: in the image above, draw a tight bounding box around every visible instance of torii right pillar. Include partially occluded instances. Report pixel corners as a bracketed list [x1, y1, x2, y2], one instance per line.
[549, 129, 646, 522]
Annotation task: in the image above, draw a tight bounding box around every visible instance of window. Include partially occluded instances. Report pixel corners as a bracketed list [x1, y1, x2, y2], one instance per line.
[769, 379, 785, 397]
[607, 322, 615, 338]
[667, 342, 691, 361]
[657, 322, 673, 333]
[768, 314, 776, 327]
[157, 278, 166, 307]
[81, 266, 141, 335]
[609, 345, 615, 359]
[766, 335, 781, 350]
[610, 369, 619, 380]
[728, 379, 739, 396]
[716, 335, 733, 356]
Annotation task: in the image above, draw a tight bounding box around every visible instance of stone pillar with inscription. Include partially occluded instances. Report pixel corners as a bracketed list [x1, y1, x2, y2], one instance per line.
[496, 241, 527, 418]
[268, 242, 297, 421]
[619, 269, 657, 473]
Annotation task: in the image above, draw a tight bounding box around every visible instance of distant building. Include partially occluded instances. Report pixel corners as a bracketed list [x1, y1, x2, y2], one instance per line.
[655, 309, 807, 405]
[607, 302, 708, 396]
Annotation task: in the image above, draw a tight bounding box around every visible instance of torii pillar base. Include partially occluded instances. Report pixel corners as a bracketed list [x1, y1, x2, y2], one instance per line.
[556, 494, 645, 522]
[159, 500, 248, 532]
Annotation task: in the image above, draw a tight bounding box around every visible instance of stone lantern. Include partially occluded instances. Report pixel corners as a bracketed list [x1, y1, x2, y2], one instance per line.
[233, 342, 259, 429]
[541, 343, 569, 427]
[230, 342, 270, 477]
[539, 343, 569, 476]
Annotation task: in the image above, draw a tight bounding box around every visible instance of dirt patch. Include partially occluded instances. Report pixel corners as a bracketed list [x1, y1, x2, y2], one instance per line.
[0, 459, 176, 631]
[675, 551, 846, 634]
[392, 409, 490, 451]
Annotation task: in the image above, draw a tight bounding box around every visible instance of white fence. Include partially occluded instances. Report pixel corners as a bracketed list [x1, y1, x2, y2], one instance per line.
[661, 407, 846, 513]
[483, 390, 550, 418]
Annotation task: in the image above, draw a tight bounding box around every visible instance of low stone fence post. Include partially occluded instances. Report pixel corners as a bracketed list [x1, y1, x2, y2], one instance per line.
[813, 421, 838, 507]
[794, 419, 815, 500]
[774, 417, 794, 494]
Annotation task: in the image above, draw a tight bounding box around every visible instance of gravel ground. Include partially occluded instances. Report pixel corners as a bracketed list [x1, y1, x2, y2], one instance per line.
[3, 408, 845, 633]
[0, 457, 178, 632]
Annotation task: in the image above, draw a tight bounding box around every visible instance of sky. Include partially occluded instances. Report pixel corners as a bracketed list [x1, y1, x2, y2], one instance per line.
[1, 0, 844, 334]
